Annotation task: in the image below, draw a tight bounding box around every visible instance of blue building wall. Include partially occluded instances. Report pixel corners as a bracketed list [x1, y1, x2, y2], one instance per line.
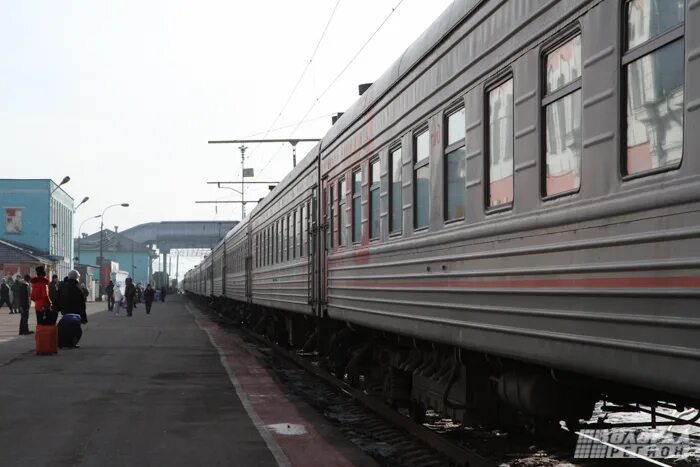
[0, 179, 74, 278]
[78, 250, 152, 285]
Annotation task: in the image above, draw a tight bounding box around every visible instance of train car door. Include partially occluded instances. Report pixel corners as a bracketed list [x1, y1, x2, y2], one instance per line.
[307, 187, 320, 314]
[319, 182, 329, 314]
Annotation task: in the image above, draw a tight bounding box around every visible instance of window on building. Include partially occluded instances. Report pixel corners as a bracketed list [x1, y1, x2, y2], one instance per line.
[370, 159, 380, 239]
[444, 107, 466, 220]
[352, 170, 362, 243]
[338, 178, 347, 246]
[624, 0, 684, 176]
[543, 34, 582, 197]
[390, 147, 402, 233]
[487, 79, 514, 208]
[414, 129, 430, 229]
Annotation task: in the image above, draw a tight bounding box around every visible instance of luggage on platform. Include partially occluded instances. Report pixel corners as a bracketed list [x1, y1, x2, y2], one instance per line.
[36, 324, 58, 355]
[58, 314, 83, 348]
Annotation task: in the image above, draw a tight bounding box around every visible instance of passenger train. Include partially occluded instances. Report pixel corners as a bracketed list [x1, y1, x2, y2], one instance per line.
[186, 0, 699, 425]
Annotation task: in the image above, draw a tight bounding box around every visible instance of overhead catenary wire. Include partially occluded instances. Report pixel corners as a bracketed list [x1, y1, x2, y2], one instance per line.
[256, 0, 407, 180]
[286, 0, 407, 138]
[243, 0, 343, 167]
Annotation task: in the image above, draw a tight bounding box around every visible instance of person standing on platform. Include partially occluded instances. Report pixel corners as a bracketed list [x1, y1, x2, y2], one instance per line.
[79, 282, 89, 302]
[12, 276, 23, 314]
[49, 274, 61, 309]
[105, 280, 115, 311]
[143, 284, 155, 314]
[0, 279, 13, 313]
[17, 275, 32, 335]
[135, 283, 143, 308]
[124, 278, 136, 317]
[10, 274, 24, 314]
[113, 284, 124, 316]
[160, 285, 167, 303]
[31, 266, 55, 324]
[55, 270, 87, 348]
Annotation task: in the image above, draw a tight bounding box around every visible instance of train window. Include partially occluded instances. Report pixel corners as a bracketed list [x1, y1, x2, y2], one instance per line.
[292, 211, 296, 259]
[414, 129, 430, 229]
[624, 0, 684, 176]
[328, 188, 334, 249]
[352, 170, 362, 243]
[487, 78, 514, 208]
[284, 215, 288, 261]
[390, 147, 402, 233]
[279, 219, 283, 263]
[338, 178, 347, 247]
[370, 159, 380, 239]
[275, 221, 279, 264]
[445, 107, 466, 221]
[300, 203, 305, 257]
[287, 214, 292, 260]
[543, 34, 582, 197]
[306, 201, 311, 254]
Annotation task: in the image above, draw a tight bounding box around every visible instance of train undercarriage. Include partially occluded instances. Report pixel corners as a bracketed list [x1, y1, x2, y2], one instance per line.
[199, 293, 699, 434]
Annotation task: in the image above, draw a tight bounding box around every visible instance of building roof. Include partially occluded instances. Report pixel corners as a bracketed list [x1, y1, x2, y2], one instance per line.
[75, 229, 156, 256]
[0, 239, 53, 265]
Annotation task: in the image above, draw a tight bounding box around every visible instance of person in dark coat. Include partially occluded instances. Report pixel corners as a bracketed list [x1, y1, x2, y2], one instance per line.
[11, 276, 23, 314]
[143, 284, 155, 314]
[0, 279, 13, 313]
[160, 286, 167, 303]
[49, 274, 61, 310]
[55, 270, 87, 348]
[124, 278, 136, 317]
[17, 275, 32, 335]
[79, 282, 89, 302]
[135, 283, 142, 308]
[105, 280, 115, 311]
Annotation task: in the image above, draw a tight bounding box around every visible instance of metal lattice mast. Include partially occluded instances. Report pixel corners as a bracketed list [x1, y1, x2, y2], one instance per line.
[239, 145, 247, 218]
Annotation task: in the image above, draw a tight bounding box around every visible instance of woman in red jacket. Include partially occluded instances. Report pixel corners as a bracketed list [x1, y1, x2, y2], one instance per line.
[30, 265, 53, 323]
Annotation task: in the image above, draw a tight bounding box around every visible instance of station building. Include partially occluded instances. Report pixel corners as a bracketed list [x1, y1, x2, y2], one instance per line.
[75, 229, 157, 285]
[0, 179, 74, 278]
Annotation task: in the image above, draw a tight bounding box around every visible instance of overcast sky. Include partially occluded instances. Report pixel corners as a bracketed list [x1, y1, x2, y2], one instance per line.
[1, 0, 452, 271]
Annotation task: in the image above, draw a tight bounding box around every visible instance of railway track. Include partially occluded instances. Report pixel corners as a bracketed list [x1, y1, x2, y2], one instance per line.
[195, 300, 592, 467]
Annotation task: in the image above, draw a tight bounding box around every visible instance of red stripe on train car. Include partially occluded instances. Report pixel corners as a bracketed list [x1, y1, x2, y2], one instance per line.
[334, 275, 700, 289]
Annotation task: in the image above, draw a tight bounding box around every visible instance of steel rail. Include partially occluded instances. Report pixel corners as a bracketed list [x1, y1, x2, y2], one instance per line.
[226, 317, 492, 467]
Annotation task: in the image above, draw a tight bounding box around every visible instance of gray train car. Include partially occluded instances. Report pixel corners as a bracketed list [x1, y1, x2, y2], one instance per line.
[320, 0, 699, 402]
[186, 0, 700, 421]
[224, 223, 249, 303]
[212, 241, 225, 298]
[248, 148, 319, 315]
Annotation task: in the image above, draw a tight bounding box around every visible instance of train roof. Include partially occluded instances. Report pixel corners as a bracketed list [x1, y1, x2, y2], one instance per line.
[320, 0, 479, 153]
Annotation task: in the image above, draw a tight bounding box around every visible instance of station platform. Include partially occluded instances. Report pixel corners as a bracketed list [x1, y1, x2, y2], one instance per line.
[0, 296, 377, 467]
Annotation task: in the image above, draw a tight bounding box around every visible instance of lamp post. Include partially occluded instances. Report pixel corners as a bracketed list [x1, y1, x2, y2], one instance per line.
[51, 176, 70, 194]
[98, 203, 129, 296]
[75, 196, 89, 210]
[75, 215, 101, 264]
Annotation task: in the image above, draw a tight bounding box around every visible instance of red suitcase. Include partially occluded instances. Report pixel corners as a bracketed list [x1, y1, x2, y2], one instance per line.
[36, 324, 58, 355]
